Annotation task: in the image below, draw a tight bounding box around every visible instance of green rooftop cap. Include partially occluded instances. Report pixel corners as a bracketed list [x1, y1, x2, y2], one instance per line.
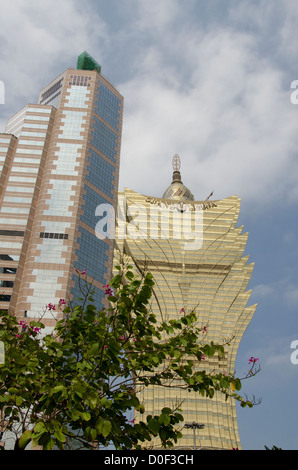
[77, 51, 101, 73]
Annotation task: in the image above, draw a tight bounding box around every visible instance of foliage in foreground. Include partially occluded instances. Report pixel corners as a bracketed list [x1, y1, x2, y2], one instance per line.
[0, 267, 258, 450]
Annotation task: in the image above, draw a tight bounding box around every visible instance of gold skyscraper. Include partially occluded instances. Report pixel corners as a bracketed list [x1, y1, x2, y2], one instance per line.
[114, 155, 256, 449]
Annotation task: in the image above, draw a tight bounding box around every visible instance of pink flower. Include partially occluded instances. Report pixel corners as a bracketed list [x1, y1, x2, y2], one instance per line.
[28, 326, 41, 336]
[103, 284, 113, 296]
[200, 354, 205, 360]
[248, 356, 258, 364]
[47, 303, 56, 311]
[16, 323, 41, 338]
[180, 307, 185, 314]
[104, 345, 108, 349]
[75, 268, 86, 275]
[202, 326, 207, 333]
[58, 299, 66, 310]
[17, 321, 41, 337]
[19, 321, 28, 330]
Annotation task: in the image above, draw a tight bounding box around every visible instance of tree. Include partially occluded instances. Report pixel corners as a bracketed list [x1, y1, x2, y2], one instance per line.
[264, 445, 283, 450]
[0, 267, 258, 450]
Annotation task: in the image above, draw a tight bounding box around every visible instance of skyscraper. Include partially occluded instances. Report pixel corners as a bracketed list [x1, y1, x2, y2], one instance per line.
[0, 52, 123, 330]
[114, 155, 256, 450]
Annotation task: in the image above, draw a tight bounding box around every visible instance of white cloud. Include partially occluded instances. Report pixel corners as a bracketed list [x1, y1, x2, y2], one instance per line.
[119, 24, 298, 208]
[278, 0, 298, 61]
[253, 283, 275, 299]
[1, 0, 298, 212]
[0, 0, 108, 130]
[134, 0, 181, 33]
[252, 277, 298, 307]
[258, 336, 296, 373]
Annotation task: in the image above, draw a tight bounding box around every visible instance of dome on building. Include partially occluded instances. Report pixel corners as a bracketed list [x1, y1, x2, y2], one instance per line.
[162, 154, 194, 201]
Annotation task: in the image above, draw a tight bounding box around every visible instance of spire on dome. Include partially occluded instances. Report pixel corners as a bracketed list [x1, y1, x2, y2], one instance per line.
[162, 155, 194, 201]
[172, 154, 181, 172]
[171, 154, 183, 184]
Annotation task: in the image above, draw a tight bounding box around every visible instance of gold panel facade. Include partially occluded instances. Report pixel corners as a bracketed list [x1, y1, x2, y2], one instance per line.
[114, 182, 256, 450]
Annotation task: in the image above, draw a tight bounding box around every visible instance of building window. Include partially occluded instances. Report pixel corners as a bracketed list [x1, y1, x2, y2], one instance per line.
[0, 229, 25, 237]
[39, 78, 64, 104]
[0, 295, 11, 302]
[39, 232, 69, 239]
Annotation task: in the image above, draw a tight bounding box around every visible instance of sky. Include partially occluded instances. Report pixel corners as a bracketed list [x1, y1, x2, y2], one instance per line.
[0, 0, 298, 450]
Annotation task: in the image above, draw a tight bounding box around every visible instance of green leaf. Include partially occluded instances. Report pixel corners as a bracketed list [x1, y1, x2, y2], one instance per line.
[218, 345, 224, 359]
[138, 404, 145, 414]
[70, 409, 81, 421]
[15, 396, 23, 406]
[43, 438, 55, 450]
[174, 413, 184, 422]
[235, 378, 242, 391]
[96, 417, 112, 437]
[81, 411, 91, 421]
[100, 397, 112, 408]
[102, 420, 112, 437]
[173, 349, 181, 359]
[161, 407, 172, 414]
[220, 377, 230, 389]
[148, 418, 160, 435]
[159, 413, 171, 426]
[34, 422, 46, 434]
[90, 343, 100, 355]
[18, 430, 32, 449]
[125, 271, 134, 280]
[54, 429, 66, 443]
[0, 395, 11, 403]
[209, 342, 216, 356]
[32, 421, 47, 442]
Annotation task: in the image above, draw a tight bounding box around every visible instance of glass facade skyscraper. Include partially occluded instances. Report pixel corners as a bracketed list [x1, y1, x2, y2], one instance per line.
[0, 52, 123, 331]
